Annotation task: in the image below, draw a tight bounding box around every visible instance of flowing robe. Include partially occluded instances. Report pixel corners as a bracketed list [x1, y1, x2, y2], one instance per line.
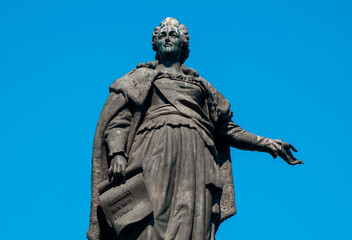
[87, 66, 274, 240]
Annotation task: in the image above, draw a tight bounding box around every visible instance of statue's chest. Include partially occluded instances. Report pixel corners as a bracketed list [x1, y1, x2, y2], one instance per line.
[153, 78, 203, 106]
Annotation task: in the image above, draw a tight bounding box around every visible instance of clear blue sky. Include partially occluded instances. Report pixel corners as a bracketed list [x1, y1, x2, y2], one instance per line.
[1, 0, 351, 239]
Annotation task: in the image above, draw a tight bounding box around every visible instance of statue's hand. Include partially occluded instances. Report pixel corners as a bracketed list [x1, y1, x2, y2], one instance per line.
[274, 141, 303, 165]
[108, 155, 127, 184]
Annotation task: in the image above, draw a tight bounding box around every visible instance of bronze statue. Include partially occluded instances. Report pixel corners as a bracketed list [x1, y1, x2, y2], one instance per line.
[87, 17, 302, 240]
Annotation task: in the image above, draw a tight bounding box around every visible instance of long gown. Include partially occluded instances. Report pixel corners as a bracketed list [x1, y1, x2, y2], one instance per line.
[123, 73, 221, 239]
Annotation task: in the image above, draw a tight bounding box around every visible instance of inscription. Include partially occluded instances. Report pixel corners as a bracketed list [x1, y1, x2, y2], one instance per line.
[110, 198, 133, 216]
[121, 198, 132, 207]
[108, 190, 131, 207]
[114, 207, 132, 220]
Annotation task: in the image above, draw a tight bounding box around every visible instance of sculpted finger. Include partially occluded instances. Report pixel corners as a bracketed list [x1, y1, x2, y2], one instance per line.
[290, 159, 304, 165]
[117, 163, 122, 174]
[290, 144, 298, 152]
[113, 164, 118, 182]
[294, 159, 304, 164]
[121, 164, 126, 184]
[117, 164, 123, 183]
[108, 166, 113, 182]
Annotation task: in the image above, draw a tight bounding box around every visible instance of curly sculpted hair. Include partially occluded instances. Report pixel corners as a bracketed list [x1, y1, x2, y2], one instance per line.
[151, 17, 190, 64]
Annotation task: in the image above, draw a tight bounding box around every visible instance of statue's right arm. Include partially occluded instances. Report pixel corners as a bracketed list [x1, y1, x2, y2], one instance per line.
[217, 118, 282, 158]
[104, 92, 132, 182]
[217, 119, 303, 165]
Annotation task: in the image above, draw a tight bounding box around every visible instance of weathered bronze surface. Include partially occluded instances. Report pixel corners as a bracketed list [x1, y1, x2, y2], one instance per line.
[87, 17, 302, 240]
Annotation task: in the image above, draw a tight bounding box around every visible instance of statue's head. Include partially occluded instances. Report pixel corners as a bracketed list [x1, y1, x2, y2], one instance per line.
[152, 17, 190, 64]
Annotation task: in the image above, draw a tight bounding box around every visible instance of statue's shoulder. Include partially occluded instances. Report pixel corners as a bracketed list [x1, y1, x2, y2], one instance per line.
[180, 65, 216, 91]
[109, 62, 158, 93]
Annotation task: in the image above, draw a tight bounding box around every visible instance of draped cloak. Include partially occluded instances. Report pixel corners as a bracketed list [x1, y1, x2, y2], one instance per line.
[87, 66, 237, 240]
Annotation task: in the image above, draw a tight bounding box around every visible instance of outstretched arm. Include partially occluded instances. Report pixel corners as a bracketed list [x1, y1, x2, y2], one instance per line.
[217, 119, 303, 165]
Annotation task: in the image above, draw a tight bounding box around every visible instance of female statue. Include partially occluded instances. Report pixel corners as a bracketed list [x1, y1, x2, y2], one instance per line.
[87, 17, 302, 240]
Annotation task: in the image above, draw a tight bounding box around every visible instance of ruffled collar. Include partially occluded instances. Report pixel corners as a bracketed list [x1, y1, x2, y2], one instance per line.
[136, 60, 200, 78]
[156, 72, 195, 82]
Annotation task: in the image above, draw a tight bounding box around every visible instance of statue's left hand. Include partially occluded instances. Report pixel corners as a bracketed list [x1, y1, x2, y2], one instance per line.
[277, 141, 303, 165]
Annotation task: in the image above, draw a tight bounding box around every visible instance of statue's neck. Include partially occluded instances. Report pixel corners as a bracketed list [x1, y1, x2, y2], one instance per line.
[156, 61, 183, 75]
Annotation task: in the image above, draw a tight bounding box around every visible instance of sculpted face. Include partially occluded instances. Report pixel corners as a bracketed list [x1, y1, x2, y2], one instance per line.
[156, 26, 182, 62]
